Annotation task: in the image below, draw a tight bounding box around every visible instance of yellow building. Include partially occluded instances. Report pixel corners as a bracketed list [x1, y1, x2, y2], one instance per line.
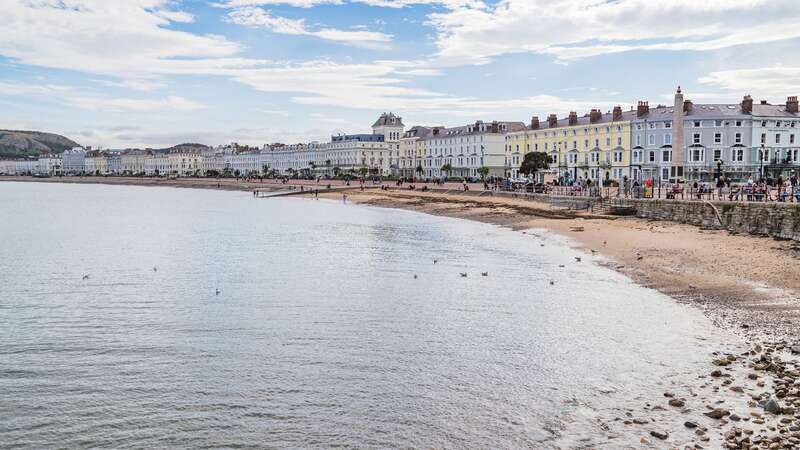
[506, 106, 635, 184]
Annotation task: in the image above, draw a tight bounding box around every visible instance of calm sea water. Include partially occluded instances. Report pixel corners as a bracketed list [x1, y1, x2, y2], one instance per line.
[0, 182, 738, 448]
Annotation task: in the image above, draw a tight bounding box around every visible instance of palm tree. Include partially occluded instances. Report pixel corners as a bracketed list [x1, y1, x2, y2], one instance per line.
[441, 163, 452, 179]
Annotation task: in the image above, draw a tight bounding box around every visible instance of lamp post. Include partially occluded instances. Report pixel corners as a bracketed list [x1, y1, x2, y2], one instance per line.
[716, 159, 722, 181]
[760, 143, 765, 181]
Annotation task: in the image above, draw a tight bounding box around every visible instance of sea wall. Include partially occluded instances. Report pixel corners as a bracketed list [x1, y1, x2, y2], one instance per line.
[629, 199, 800, 241]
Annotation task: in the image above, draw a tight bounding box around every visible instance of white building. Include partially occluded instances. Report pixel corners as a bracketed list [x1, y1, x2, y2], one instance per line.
[62, 147, 86, 174]
[420, 120, 525, 179]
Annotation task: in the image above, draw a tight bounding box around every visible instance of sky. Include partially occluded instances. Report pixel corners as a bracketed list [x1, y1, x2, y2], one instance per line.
[2, 0, 800, 149]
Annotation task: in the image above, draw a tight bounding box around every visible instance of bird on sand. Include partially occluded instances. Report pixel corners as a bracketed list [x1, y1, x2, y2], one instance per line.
[549, 280, 555, 285]
[414, 274, 418, 279]
[433, 259, 438, 264]
[574, 256, 582, 262]
[153, 266, 158, 272]
[82, 274, 90, 280]
[481, 272, 488, 277]
[215, 289, 221, 296]
[558, 264, 565, 268]
[460, 272, 468, 278]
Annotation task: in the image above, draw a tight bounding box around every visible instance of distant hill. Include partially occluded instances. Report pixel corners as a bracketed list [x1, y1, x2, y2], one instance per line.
[161, 143, 210, 152]
[0, 130, 80, 158]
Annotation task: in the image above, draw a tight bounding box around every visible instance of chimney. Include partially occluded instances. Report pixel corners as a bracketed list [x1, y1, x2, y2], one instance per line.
[683, 99, 693, 113]
[548, 114, 558, 128]
[612, 105, 623, 121]
[432, 127, 440, 136]
[760, 100, 768, 105]
[787, 96, 799, 114]
[589, 109, 602, 123]
[636, 101, 649, 117]
[568, 111, 578, 125]
[741, 95, 753, 114]
[531, 116, 540, 130]
[491, 121, 499, 133]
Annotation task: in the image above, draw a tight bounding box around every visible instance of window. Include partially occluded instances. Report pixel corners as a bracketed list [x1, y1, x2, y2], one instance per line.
[693, 133, 701, 144]
[635, 135, 641, 146]
[714, 133, 722, 144]
[761, 133, 767, 144]
[690, 148, 704, 162]
[735, 120, 742, 127]
[633, 150, 642, 163]
[694, 121, 701, 127]
[572, 141, 577, 149]
[791, 134, 796, 144]
[665, 122, 671, 129]
[715, 120, 722, 126]
[662, 150, 671, 162]
[594, 139, 599, 147]
[649, 123, 655, 129]
[605, 138, 611, 147]
[649, 151, 655, 162]
[713, 149, 722, 161]
[648, 134, 655, 145]
[664, 134, 672, 145]
[735, 133, 742, 144]
[776, 134, 781, 144]
[762, 121, 767, 127]
[584, 139, 589, 148]
[733, 148, 744, 162]
[617, 137, 622, 146]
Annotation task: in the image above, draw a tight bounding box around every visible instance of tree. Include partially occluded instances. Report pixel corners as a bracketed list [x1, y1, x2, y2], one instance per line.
[415, 164, 423, 176]
[333, 166, 341, 177]
[441, 163, 452, 179]
[477, 166, 490, 180]
[519, 152, 550, 179]
[358, 167, 369, 178]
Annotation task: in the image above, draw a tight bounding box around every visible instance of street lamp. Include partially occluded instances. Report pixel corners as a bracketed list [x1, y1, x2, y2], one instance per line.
[760, 143, 765, 181]
[715, 159, 723, 181]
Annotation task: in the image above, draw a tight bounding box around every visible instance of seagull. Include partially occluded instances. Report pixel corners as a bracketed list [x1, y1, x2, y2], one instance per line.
[481, 272, 488, 277]
[215, 289, 220, 296]
[558, 264, 565, 268]
[540, 244, 545, 247]
[433, 259, 438, 264]
[82, 274, 90, 280]
[574, 256, 582, 262]
[153, 266, 158, 272]
[549, 280, 555, 285]
[603, 241, 607, 246]
[460, 272, 468, 278]
[637, 255, 644, 261]
[414, 274, 418, 279]
[590, 249, 597, 254]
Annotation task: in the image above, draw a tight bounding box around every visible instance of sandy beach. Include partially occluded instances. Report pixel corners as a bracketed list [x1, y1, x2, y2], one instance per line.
[6, 175, 800, 447]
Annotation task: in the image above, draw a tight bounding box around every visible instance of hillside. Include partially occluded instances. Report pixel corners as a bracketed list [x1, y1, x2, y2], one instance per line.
[0, 130, 80, 158]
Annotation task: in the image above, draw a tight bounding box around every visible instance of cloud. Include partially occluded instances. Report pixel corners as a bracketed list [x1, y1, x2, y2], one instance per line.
[226, 6, 393, 48]
[0, 81, 204, 112]
[698, 67, 800, 97]
[426, 0, 800, 64]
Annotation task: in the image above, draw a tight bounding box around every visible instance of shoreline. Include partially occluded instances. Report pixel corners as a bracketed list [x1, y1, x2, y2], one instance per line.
[5, 176, 800, 447]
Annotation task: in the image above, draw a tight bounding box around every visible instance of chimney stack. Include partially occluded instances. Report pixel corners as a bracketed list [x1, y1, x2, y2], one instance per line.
[568, 111, 578, 125]
[787, 96, 799, 114]
[589, 109, 602, 123]
[636, 101, 649, 117]
[531, 116, 540, 129]
[741, 95, 753, 114]
[433, 127, 440, 136]
[491, 121, 499, 133]
[548, 114, 558, 128]
[612, 105, 623, 121]
[683, 99, 693, 113]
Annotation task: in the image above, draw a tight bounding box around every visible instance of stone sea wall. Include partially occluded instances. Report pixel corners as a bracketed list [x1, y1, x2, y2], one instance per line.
[629, 199, 800, 241]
